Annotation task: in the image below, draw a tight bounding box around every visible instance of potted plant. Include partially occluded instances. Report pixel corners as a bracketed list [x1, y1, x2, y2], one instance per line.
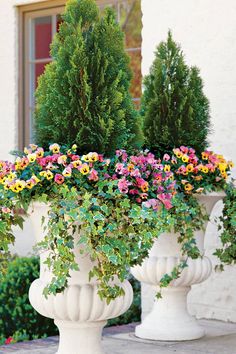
[131, 32, 234, 341]
[0, 144, 175, 354]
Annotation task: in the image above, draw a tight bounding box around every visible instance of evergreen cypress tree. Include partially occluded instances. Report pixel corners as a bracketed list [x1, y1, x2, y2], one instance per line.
[35, 0, 142, 155]
[142, 31, 211, 155]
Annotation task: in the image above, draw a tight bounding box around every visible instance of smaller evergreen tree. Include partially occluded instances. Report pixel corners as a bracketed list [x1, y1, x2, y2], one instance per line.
[35, 0, 142, 155]
[142, 31, 211, 155]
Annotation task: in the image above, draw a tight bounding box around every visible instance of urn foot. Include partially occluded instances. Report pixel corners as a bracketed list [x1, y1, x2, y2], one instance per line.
[136, 287, 204, 341]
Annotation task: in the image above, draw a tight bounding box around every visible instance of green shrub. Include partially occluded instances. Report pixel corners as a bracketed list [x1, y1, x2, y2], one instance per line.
[141, 31, 211, 156]
[35, 0, 142, 156]
[0, 257, 58, 339]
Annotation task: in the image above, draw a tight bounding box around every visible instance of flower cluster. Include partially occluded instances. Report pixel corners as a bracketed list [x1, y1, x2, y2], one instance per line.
[114, 150, 175, 210]
[159, 146, 233, 194]
[0, 144, 175, 212]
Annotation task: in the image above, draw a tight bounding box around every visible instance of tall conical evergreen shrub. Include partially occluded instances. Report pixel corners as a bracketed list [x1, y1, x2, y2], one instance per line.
[35, 0, 142, 155]
[142, 31, 211, 155]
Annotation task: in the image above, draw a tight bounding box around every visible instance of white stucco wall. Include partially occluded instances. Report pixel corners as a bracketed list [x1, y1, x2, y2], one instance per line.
[141, 0, 236, 322]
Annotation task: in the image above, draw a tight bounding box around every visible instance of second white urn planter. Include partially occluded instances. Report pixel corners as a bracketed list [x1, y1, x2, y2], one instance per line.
[29, 204, 133, 354]
[131, 192, 225, 341]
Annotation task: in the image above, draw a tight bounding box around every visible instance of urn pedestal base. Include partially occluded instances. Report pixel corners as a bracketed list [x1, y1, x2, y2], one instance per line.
[55, 320, 106, 354]
[132, 192, 225, 342]
[135, 287, 204, 341]
[29, 203, 133, 354]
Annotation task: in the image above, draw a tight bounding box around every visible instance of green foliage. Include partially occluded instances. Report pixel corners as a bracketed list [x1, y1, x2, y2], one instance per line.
[35, 0, 142, 155]
[0, 257, 57, 340]
[107, 275, 141, 326]
[156, 193, 208, 296]
[0, 192, 25, 274]
[37, 183, 163, 302]
[141, 31, 211, 156]
[214, 182, 236, 265]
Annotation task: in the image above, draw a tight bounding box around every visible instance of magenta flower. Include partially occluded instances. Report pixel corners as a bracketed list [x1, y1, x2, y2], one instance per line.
[55, 174, 65, 185]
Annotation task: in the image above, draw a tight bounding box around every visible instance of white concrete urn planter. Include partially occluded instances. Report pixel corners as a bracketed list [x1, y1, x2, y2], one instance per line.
[29, 203, 133, 354]
[131, 192, 225, 341]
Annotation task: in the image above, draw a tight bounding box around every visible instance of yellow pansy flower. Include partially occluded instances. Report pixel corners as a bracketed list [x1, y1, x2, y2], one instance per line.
[28, 153, 37, 163]
[10, 184, 20, 193]
[72, 160, 82, 168]
[81, 155, 90, 163]
[49, 144, 60, 154]
[31, 175, 40, 184]
[46, 171, 54, 180]
[218, 163, 227, 173]
[182, 155, 189, 163]
[39, 171, 47, 178]
[26, 180, 34, 189]
[80, 164, 90, 175]
[164, 165, 171, 172]
[15, 180, 26, 191]
[201, 166, 209, 174]
[88, 152, 99, 163]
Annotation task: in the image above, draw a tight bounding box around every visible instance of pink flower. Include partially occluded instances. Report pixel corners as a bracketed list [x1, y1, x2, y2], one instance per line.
[156, 164, 164, 171]
[163, 153, 170, 161]
[88, 169, 99, 182]
[55, 174, 65, 185]
[115, 163, 124, 174]
[157, 194, 173, 210]
[180, 146, 189, 154]
[122, 152, 128, 162]
[130, 169, 141, 177]
[71, 154, 80, 161]
[135, 177, 146, 188]
[189, 148, 195, 154]
[143, 198, 160, 210]
[116, 150, 123, 157]
[1, 207, 11, 214]
[118, 178, 130, 194]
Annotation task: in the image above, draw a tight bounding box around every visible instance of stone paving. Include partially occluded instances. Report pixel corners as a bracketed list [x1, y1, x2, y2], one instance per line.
[0, 320, 236, 354]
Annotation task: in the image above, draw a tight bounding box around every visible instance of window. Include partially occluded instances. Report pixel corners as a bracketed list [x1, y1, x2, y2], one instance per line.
[19, 0, 142, 148]
[19, 1, 65, 149]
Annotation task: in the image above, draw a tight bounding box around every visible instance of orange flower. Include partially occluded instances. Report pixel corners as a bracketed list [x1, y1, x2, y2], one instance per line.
[127, 164, 135, 172]
[186, 164, 194, 173]
[141, 182, 149, 193]
[201, 152, 209, 160]
[184, 183, 194, 192]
